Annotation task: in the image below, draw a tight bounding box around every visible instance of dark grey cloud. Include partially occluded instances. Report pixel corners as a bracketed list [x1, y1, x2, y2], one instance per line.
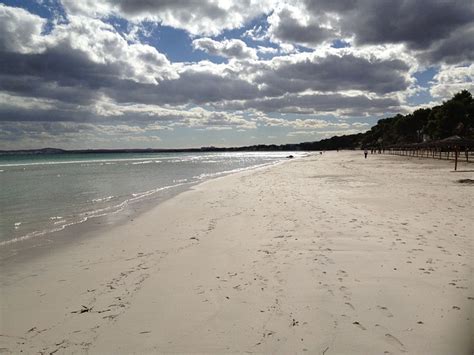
[0, 121, 95, 140]
[420, 25, 474, 65]
[299, 0, 474, 50]
[270, 0, 474, 65]
[0, 104, 85, 123]
[304, 0, 357, 13]
[105, 71, 260, 106]
[343, 0, 474, 50]
[268, 8, 335, 46]
[0, 49, 118, 105]
[256, 54, 410, 95]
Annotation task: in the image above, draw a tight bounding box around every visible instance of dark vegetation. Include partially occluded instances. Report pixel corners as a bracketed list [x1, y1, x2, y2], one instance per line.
[1, 91, 473, 155]
[296, 90, 474, 151]
[359, 90, 474, 149]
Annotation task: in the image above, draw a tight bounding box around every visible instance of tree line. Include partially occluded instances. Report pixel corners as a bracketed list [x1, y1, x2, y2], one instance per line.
[300, 90, 474, 151]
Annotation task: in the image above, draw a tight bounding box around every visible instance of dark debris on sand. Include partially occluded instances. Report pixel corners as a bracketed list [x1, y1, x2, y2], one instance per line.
[457, 179, 474, 184]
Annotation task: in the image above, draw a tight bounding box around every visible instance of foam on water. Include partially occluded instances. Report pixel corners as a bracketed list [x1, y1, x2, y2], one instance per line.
[91, 196, 115, 203]
[0, 157, 163, 168]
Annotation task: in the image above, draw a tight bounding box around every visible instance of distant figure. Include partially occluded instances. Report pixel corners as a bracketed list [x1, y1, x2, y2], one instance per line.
[320, 151, 323, 155]
[364, 149, 368, 159]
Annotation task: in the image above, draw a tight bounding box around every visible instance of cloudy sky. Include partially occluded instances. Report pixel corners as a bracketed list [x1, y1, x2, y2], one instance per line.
[0, 0, 473, 149]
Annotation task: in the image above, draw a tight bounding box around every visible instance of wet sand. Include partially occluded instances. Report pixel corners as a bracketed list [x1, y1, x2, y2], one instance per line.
[1, 151, 473, 354]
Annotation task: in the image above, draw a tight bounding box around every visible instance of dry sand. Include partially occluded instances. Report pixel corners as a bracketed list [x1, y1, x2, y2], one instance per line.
[1, 151, 473, 354]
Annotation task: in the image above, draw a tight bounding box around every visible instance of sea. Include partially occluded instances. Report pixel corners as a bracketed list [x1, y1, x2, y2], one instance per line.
[0, 151, 301, 248]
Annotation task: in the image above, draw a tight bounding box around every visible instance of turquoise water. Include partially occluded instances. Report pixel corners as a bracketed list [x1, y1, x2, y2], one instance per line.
[0, 152, 298, 246]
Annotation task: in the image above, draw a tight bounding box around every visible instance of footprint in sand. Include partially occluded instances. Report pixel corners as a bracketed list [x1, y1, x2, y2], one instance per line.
[352, 321, 366, 330]
[345, 302, 355, 310]
[339, 286, 351, 297]
[384, 333, 407, 352]
[377, 306, 394, 318]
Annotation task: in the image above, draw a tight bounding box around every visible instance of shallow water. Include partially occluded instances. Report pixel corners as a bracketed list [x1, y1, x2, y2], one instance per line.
[0, 151, 300, 246]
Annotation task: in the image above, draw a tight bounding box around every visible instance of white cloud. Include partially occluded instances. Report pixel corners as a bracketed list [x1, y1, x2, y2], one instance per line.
[61, 0, 275, 36]
[48, 16, 175, 84]
[257, 46, 278, 55]
[430, 64, 474, 99]
[192, 38, 258, 60]
[242, 25, 268, 41]
[0, 4, 47, 53]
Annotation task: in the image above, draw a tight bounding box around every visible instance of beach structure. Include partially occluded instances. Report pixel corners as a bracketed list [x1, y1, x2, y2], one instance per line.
[383, 136, 474, 171]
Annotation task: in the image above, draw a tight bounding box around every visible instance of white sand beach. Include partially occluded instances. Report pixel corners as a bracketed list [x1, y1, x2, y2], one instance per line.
[1, 151, 473, 354]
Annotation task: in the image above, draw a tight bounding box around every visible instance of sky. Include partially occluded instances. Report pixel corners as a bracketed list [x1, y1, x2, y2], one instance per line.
[0, 0, 473, 149]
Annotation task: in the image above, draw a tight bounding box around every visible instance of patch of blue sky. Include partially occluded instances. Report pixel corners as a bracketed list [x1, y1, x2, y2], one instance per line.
[413, 67, 438, 87]
[104, 16, 226, 64]
[404, 67, 438, 105]
[406, 90, 434, 106]
[353, 115, 379, 127]
[106, 16, 129, 35]
[151, 25, 227, 63]
[398, 67, 439, 106]
[331, 39, 351, 48]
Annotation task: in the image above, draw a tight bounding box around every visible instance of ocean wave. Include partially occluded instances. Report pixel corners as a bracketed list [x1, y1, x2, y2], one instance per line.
[91, 196, 115, 203]
[0, 181, 189, 247]
[0, 157, 165, 168]
[192, 160, 281, 180]
[130, 160, 161, 165]
[173, 178, 188, 183]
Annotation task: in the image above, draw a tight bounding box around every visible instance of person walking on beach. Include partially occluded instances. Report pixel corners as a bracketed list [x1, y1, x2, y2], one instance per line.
[364, 149, 368, 159]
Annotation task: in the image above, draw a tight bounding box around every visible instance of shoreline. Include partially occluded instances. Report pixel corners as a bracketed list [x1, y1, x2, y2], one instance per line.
[1, 151, 472, 354]
[0, 157, 289, 264]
